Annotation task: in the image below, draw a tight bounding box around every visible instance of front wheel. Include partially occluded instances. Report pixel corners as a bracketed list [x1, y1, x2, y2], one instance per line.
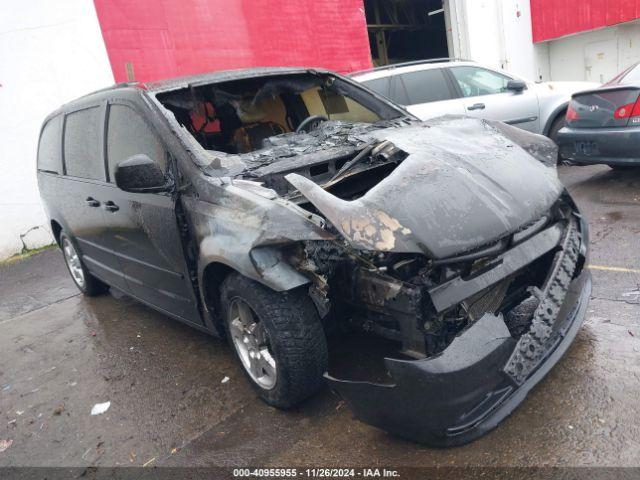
[220, 274, 328, 409]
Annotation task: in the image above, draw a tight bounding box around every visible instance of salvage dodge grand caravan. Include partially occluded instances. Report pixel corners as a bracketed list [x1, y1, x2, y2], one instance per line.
[37, 67, 590, 446]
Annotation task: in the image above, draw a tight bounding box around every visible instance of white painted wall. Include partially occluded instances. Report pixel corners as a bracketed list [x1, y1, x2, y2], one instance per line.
[545, 21, 640, 82]
[0, 0, 113, 259]
[447, 0, 539, 81]
[499, 0, 538, 80]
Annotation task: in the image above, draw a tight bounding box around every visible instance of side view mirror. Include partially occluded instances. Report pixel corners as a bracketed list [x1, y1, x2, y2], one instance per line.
[507, 80, 526, 92]
[114, 154, 168, 193]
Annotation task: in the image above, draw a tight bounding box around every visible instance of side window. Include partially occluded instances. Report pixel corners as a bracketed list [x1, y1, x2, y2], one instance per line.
[362, 77, 391, 98]
[64, 107, 105, 180]
[396, 69, 453, 105]
[106, 104, 166, 182]
[450, 66, 511, 98]
[37, 115, 63, 174]
[388, 76, 411, 105]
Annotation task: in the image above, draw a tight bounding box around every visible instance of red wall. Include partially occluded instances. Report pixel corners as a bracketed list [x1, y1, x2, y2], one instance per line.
[531, 0, 640, 43]
[93, 0, 373, 83]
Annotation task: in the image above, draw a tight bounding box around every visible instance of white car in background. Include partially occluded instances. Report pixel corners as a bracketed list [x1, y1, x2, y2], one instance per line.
[351, 59, 599, 143]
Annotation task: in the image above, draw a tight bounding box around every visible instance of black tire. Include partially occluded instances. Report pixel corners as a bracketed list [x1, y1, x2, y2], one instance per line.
[548, 113, 566, 142]
[220, 273, 328, 409]
[548, 113, 568, 165]
[59, 232, 108, 296]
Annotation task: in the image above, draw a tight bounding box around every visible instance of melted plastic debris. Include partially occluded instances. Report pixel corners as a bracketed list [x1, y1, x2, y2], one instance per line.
[203, 118, 417, 177]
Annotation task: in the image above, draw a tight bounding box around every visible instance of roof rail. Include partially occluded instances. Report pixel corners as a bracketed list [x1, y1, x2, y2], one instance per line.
[349, 58, 474, 76]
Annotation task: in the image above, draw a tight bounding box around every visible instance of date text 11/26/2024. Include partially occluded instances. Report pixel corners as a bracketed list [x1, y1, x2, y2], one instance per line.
[233, 468, 400, 478]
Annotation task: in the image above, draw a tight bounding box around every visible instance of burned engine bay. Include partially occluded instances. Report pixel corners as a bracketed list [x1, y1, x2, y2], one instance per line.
[155, 70, 590, 445]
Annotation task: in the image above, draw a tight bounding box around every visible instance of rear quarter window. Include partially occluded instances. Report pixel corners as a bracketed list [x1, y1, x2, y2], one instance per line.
[64, 107, 105, 181]
[37, 115, 63, 174]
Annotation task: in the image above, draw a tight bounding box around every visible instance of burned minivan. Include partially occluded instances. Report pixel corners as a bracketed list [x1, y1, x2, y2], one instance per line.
[37, 68, 590, 446]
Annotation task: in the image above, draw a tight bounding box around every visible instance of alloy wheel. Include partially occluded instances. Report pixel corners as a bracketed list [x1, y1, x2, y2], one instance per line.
[228, 298, 277, 390]
[62, 238, 85, 288]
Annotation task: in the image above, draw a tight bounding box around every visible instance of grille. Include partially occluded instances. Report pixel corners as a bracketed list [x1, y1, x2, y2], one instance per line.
[462, 278, 512, 321]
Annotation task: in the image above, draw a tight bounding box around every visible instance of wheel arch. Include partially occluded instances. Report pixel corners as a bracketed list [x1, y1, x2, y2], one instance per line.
[50, 220, 63, 246]
[542, 102, 568, 137]
[201, 261, 237, 333]
[199, 251, 313, 333]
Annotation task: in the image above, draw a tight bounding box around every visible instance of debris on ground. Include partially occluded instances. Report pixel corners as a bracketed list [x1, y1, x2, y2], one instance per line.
[629, 330, 635, 337]
[81, 447, 91, 460]
[221, 376, 230, 384]
[90, 401, 111, 416]
[15, 410, 24, 416]
[142, 456, 156, 467]
[53, 404, 65, 416]
[7, 419, 16, 427]
[90, 331, 96, 337]
[0, 439, 13, 453]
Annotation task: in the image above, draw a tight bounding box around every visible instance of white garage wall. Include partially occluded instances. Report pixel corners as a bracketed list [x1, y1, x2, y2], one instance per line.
[546, 21, 640, 83]
[0, 0, 113, 259]
[447, 0, 539, 81]
[498, 0, 538, 81]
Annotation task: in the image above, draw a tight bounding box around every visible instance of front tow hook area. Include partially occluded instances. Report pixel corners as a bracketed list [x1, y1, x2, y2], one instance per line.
[325, 270, 591, 447]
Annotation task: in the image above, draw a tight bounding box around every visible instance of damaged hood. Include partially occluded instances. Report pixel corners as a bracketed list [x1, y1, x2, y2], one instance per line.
[286, 117, 564, 259]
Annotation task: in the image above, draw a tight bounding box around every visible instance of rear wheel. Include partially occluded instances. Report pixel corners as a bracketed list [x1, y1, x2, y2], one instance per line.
[220, 273, 328, 409]
[60, 232, 108, 296]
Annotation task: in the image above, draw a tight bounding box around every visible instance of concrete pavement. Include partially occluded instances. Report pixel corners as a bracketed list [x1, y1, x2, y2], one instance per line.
[1, 165, 639, 469]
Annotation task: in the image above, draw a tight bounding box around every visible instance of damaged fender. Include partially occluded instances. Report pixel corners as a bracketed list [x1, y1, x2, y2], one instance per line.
[183, 175, 333, 320]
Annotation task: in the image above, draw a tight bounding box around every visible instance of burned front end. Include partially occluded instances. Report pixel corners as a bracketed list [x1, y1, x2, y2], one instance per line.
[153, 70, 590, 446]
[298, 198, 588, 446]
[281, 120, 590, 446]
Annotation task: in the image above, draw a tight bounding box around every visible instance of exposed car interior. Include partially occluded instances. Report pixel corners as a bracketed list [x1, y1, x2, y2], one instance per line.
[157, 74, 388, 155]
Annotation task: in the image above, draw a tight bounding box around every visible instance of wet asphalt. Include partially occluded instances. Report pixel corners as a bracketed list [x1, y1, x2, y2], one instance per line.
[1, 164, 640, 469]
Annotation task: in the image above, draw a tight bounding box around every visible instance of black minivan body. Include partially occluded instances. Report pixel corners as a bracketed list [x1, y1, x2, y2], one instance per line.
[38, 67, 590, 446]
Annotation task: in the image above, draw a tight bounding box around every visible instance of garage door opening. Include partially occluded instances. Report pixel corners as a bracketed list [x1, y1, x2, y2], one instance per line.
[365, 0, 450, 66]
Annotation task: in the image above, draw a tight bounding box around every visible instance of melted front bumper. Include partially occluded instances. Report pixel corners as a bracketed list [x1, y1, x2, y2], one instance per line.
[326, 213, 590, 447]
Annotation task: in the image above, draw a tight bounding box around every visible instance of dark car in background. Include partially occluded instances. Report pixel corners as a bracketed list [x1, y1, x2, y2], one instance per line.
[38, 67, 590, 446]
[557, 62, 640, 168]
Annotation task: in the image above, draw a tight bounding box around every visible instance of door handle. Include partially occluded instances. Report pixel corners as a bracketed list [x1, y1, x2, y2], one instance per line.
[467, 103, 486, 111]
[103, 201, 119, 212]
[85, 197, 101, 207]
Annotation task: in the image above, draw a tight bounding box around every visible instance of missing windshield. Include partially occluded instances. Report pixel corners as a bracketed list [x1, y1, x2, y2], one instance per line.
[156, 73, 400, 155]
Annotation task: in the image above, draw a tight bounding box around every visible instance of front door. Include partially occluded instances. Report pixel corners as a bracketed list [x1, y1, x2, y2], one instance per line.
[447, 65, 540, 132]
[101, 101, 202, 324]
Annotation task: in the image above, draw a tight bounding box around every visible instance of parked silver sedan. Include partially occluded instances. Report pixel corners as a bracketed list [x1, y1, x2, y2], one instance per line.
[351, 59, 598, 143]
